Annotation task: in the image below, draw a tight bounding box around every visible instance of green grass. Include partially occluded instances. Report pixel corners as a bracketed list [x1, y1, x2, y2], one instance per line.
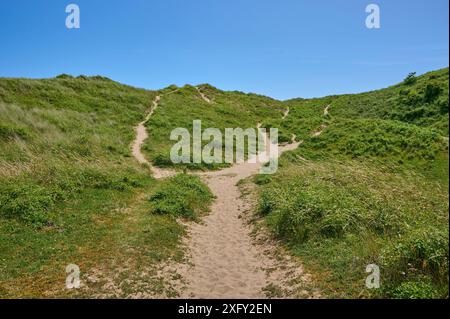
[149, 173, 214, 220]
[0, 75, 191, 297]
[143, 84, 285, 170]
[286, 68, 449, 135]
[1, 68, 448, 299]
[255, 68, 449, 299]
[257, 160, 448, 298]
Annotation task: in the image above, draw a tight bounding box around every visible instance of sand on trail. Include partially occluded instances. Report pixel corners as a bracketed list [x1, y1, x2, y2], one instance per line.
[131, 95, 175, 179]
[196, 86, 212, 104]
[176, 137, 304, 298]
[282, 107, 290, 119]
[130, 93, 328, 298]
[324, 104, 331, 116]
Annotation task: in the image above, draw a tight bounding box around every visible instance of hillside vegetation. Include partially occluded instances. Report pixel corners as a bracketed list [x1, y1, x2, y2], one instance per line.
[0, 75, 285, 297]
[0, 68, 448, 298]
[0, 75, 189, 297]
[256, 68, 449, 298]
[144, 84, 285, 169]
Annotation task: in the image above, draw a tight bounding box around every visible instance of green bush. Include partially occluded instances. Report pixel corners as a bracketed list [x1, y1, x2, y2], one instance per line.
[404, 72, 417, 85]
[0, 183, 59, 227]
[253, 174, 272, 185]
[56, 74, 74, 79]
[149, 174, 213, 219]
[381, 228, 449, 286]
[278, 133, 291, 143]
[153, 153, 175, 167]
[391, 280, 439, 299]
[423, 84, 442, 103]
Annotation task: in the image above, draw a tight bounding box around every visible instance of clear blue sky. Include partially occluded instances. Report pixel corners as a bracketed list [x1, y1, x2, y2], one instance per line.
[0, 0, 448, 99]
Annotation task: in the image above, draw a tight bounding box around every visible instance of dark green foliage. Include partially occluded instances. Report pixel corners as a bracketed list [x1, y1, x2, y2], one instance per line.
[404, 72, 417, 85]
[424, 83, 442, 103]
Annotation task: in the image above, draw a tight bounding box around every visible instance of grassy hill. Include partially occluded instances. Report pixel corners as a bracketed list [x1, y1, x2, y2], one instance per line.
[0, 75, 283, 297]
[0, 68, 448, 298]
[255, 68, 449, 298]
[0, 75, 182, 297]
[143, 84, 285, 169]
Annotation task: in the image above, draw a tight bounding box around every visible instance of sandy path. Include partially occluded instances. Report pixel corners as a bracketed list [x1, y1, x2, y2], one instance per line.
[131, 95, 176, 179]
[131, 96, 159, 165]
[177, 139, 302, 298]
[176, 103, 331, 298]
[130, 92, 329, 298]
[196, 86, 212, 104]
[282, 107, 290, 119]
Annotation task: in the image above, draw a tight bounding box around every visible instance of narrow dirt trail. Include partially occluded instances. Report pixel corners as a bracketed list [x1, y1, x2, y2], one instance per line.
[196, 86, 212, 104]
[282, 107, 290, 119]
[323, 104, 331, 116]
[131, 96, 159, 165]
[131, 95, 175, 179]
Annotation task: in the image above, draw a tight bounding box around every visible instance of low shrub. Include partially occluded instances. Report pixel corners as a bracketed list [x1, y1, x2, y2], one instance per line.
[149, 174, 213, 219]
[380, 228, 449, 294]
[0, 182, 59, 227]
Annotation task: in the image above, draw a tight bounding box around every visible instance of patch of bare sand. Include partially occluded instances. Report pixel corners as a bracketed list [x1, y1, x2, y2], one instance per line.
[282, 107, 290, 119]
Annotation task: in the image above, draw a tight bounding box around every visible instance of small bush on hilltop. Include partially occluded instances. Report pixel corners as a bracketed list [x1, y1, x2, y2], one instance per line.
[404, 72, 417, 85]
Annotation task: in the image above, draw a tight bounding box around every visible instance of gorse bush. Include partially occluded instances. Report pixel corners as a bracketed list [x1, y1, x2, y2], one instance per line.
[149, 174, 213, 219]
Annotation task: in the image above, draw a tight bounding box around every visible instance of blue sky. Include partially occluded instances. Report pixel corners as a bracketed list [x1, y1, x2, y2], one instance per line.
[0, 0, 448, 99]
